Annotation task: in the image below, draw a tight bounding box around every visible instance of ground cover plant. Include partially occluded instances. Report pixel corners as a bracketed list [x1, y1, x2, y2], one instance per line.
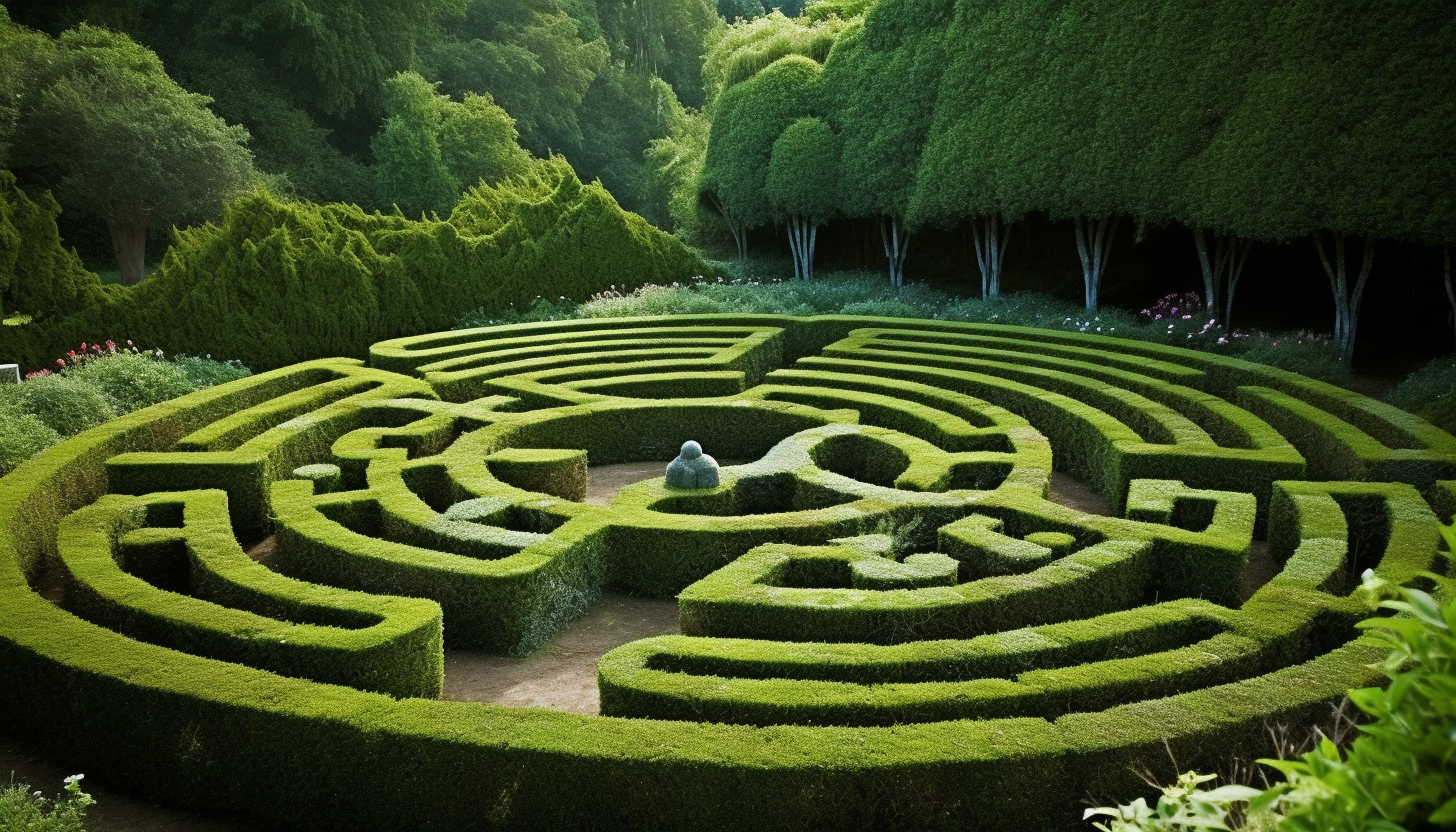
[0, 313, 1452, 830]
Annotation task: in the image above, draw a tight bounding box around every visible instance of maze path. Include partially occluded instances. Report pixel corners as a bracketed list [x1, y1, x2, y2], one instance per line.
[1, 317, 1453, 831]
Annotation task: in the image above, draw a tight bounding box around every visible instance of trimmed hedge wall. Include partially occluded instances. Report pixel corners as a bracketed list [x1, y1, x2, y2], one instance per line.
[0, 314, 1451, 831]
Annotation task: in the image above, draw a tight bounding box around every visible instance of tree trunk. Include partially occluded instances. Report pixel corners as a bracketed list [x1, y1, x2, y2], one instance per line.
[711, 196, 747, 260]
[971, 215, 1011, 299]
[785, 217, 816, 281]
[1074, 215, 1120, 311]
[1221, 237, 1252, 330]
[1314, 232, 1375, 363]
[107, 215, 149, 286]
[1444, 248, 1455, 352]
[807, 223, 817, 282]
[1194, 227, 1218, 315]
[792, 220, 803, 281]
[880, 216, 911, 289]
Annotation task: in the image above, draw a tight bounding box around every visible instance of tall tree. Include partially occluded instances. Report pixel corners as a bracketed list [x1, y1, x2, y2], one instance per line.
[15, 25, 255, 285]
[767, 117, 837, 280]
[371, 71, 530, 217]
[825, 17, 943, 290]
[425, 0, 608, 155]
[699, 54, 821, 259]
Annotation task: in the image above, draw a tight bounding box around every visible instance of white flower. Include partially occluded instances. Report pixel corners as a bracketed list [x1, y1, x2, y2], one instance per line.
[63, 774, 83, 784]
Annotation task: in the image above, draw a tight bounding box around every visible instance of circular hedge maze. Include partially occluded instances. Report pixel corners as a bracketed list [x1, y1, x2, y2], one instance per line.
[2, 315, 1454, 831]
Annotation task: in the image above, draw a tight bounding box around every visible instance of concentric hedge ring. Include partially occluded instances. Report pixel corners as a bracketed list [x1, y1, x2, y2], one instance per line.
[2, 315, 1453, 831]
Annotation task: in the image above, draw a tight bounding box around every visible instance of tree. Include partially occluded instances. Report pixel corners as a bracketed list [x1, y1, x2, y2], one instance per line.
[16, 25, 255, 285]
[699, 54, 821, 259]
[425, 0, 608, 155]
[826, 16, 943, 290]
[371, 71, 530, 217]
[767, 117, 837, 280]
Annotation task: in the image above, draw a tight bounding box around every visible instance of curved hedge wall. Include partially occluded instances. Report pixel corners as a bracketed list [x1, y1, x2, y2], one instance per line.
[1, 315, 1452, 830]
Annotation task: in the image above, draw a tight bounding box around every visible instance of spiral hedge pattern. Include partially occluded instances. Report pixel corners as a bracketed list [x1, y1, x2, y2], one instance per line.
[2, 315, 1453, 830]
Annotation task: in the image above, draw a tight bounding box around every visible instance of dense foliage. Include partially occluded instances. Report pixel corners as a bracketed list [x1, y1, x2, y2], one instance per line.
[0, 158, 706, 372]
[0, 171, 113, 322]
[682, 0, 1456, 359]
[0, 13, 257, 285]
[0, 774, 93, 832]
[1088, 565, 1456, 831]
[0, 346, 250, 474]
[3, 0, 727, 224]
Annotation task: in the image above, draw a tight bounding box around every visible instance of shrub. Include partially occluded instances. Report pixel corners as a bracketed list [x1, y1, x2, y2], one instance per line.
[0, 159, 706, 373]
[0, 774, 94, 832]
[172, 355, 254, 389]
[0, 403, 61, 475]
[63, 352, 194, 415]
[0, 373, 115, 436]
[1384, 356, 1456, 414]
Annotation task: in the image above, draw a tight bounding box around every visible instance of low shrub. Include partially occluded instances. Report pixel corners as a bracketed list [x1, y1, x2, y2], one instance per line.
[0, 373, 116, 436]
[0, 404, 60, 475]
[0, 774, 94, 832]
[64, 352, 194, 415]
[0, 345, 254, 473]
[173, 354, 254, 389]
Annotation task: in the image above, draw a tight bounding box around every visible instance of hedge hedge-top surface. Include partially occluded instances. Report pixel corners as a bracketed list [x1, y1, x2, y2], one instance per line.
[2, 315, 1453, 831]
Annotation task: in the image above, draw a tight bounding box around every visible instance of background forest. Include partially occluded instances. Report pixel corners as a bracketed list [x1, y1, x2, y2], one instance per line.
[0, 0, 1453, 380]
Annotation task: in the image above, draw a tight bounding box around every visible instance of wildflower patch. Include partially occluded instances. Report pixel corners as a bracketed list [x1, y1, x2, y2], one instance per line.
[1, 315, 1452, 831]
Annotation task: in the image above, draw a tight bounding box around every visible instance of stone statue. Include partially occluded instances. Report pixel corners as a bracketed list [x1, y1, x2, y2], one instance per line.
[665, 440, 720, 489]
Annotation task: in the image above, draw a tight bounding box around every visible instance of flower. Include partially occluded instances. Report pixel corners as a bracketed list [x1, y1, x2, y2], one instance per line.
[63, 774, 83, 784]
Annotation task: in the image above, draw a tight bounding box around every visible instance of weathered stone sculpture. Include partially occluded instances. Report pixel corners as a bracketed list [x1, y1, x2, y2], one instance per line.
[665, 440, 720, 488]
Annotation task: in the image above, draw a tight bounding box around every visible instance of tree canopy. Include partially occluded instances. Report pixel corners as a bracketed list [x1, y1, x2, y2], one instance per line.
[9, 23, 256, 285]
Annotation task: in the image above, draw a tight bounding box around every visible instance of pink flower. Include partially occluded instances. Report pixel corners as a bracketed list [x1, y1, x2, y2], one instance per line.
[56, 358, 65, 366]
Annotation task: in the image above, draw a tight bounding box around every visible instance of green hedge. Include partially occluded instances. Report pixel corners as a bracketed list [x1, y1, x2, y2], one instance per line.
[57, 489, 443, 698]
[0, 159, 707, 373]
[0, 314, 1451, 831]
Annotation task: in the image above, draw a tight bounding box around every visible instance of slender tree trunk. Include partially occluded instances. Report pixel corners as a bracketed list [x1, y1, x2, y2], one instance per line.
[711, 196, 747, 260]
[786, 222, 801, 280]
[1444, 247, 1455, 352]
[1074, 215, 1120, 311]
[107, 215, 149, 286]
[784, 217, 816, 280]
[807, 223, 817, 281]
[1314, 232, 1375, 363]
[1194, 227, 1219, 316]
[971, 215, 1012, 299]
[1222, 237, 1252, 331]
[880, 216, 911, 289]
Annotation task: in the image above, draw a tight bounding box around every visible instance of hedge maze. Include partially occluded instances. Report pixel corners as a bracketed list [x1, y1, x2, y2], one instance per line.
[2, 315, 1453, 830]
